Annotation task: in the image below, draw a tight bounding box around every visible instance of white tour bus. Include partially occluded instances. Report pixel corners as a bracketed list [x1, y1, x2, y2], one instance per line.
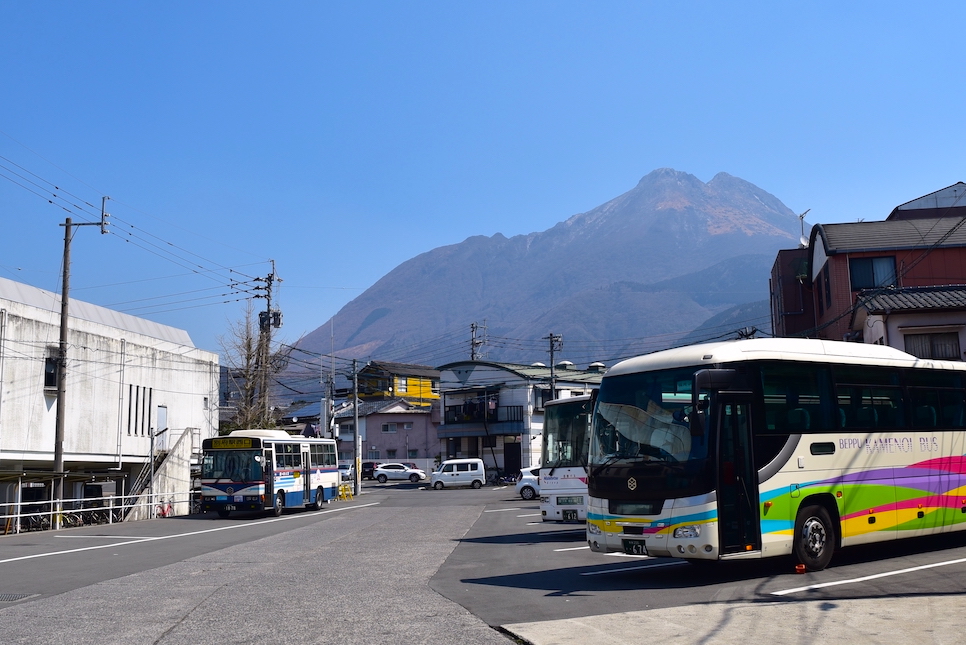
[587, 337, 966, 570]
[540, 395, 594, 522]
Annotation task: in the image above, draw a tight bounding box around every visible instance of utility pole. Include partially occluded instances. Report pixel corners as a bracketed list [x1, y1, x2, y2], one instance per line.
[53, 198, 110, 528]
[353, 359, 361, 496]
[254, 261, 281, 427]
[470, 320, 487, 360]
[544, 332, 563, 399]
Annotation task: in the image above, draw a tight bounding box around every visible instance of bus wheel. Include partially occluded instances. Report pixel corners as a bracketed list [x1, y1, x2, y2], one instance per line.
[434, 481, 444, 490]
[794, 504, 835, 571]
[273, 492, 284, 517]
[314, 486, 325, 510]
[217, 508, 230, 519]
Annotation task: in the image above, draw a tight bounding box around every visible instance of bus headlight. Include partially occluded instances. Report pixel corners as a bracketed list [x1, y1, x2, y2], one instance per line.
[587, 523, 602, 535]
[673, 525, 701, 539]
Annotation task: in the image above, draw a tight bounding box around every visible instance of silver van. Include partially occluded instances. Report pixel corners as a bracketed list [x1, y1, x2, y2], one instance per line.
[430, 458, 486, 489]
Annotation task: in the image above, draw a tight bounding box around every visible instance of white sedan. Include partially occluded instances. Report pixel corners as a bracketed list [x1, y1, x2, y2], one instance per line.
[515, 466, 540, 500]
[374, 462, 427, 483]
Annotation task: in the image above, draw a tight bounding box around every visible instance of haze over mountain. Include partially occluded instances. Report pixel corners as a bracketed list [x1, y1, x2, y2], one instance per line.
[294, 168, 802, 372]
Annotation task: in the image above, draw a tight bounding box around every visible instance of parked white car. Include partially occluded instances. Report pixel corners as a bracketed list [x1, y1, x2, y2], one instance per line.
[338, 463, 354, 481]
[515, 466, 540, 500]
[374, 462, 427, 483]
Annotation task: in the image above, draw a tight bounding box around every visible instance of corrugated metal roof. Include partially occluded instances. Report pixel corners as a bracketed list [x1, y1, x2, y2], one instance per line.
[438, 360, 605, 385]
[818, 218, 966, 254]
[0, 275, 194, 346]
[856, 286, 966, 313]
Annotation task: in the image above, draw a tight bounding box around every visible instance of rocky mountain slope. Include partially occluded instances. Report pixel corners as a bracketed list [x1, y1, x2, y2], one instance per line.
[294, 168, 800, 368]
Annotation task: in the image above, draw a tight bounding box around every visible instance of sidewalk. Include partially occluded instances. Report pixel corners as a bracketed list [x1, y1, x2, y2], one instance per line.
[504, 595, 966, 644]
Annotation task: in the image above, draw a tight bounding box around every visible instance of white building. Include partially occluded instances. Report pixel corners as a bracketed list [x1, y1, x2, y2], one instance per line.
[0, 276, 219, 514]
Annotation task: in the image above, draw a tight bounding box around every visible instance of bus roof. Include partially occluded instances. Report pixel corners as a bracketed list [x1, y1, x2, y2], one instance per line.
[605, 337, 963, 377]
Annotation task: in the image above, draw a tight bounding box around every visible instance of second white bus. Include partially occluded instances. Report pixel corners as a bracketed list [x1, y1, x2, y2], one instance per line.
[540, 395, 594, 522]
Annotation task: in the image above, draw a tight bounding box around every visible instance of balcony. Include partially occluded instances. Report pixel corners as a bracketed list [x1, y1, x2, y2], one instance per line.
[442, 405, 524, 435]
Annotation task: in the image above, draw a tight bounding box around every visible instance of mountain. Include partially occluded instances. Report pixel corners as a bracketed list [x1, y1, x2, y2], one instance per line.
[293, 168, 800, 372]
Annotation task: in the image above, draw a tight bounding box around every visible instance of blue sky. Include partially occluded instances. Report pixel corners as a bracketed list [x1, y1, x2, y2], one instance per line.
[1, 3, 963, 354]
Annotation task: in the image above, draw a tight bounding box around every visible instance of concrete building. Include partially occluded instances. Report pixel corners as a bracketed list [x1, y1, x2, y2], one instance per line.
[0, 276, 219, 520]
[437, 360, 604, 476]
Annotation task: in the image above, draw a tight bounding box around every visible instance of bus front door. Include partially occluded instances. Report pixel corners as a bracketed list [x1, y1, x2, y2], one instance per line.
[716, 400, 761, 555]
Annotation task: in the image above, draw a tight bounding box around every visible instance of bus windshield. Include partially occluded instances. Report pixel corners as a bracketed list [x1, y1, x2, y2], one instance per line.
[589, 366, 712, 498]
[202, 450, 263, 482]
[544, 399, 591, 469]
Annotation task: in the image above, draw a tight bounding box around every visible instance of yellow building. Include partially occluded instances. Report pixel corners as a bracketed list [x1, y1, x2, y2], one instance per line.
[357, 361, 440, 407]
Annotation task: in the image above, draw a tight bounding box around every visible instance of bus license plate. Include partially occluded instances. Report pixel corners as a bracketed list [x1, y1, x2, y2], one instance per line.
[224, 505, 236, 511]
[622, 539, 647, 556]
[563, 510, 578, 521]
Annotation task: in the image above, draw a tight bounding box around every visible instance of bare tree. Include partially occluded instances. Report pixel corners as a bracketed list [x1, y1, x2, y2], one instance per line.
[219, 302, 288, 432]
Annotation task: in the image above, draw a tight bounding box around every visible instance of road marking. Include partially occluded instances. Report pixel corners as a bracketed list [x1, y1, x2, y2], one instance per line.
[771, 555, 966, 596]
[554, 546, 590, 552]
[55, 535, 154, 540]
[580, 561, 687, 576]
[517, 513, 541, 518]
[0, 502, 380, 565]
[484, 508, 522, 513]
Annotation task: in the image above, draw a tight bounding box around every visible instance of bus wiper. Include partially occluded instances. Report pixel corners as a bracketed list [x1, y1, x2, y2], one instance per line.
[591, 455, 624, 477]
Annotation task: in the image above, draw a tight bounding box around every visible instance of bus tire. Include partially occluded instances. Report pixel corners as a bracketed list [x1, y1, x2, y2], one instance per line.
[794, 503, 835, 571]
[273, 492, 284, 517]
[217, 508, 230, 519]
[314, 486, 325, 510]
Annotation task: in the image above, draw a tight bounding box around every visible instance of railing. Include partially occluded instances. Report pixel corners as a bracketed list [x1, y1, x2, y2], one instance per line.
[0, 490, 195, 535]
[444, 405, 524, 424]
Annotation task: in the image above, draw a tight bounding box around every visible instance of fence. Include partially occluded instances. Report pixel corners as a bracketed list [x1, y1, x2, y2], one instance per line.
[0, 490, 196, 535]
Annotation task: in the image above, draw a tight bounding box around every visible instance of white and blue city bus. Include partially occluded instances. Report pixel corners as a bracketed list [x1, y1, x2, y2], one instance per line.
[201, 429, 339, 518]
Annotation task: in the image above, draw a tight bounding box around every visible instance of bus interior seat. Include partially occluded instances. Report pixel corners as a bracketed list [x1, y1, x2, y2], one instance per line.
[915, 405, 937, 428]
[943, 404, 964, 427]
[838, 408, 847, 428]
[856, 406, 878, 428]
[787, 408, 810, 431]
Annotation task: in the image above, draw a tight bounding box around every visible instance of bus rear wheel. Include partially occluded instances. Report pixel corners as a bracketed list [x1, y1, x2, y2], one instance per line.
[794, 504, 835, 571]
[314, 486, 326, 510]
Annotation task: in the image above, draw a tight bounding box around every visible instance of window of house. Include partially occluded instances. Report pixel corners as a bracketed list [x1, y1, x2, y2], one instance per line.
[397, 377, 408, 393]
[408, 449, 419, 459]
[382, 423, 397, 433]
[44, 355, 59, 389]
[431, 380, 439, 394]
[905, 332, 962, 360]
[482, 435, 496, 448]
[403, 422, 413, 431]
[386, 449, 397, 458]
[367, 449, 380, 460]
[849, 256, 897, 290]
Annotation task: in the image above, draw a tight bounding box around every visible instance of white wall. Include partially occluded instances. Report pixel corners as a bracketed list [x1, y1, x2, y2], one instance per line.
[0, 291, 218, 474]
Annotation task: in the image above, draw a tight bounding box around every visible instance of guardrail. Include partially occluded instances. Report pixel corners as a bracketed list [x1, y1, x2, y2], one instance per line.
[1, 490, 196, 535]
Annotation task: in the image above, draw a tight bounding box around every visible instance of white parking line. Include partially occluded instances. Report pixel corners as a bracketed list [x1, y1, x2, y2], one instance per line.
[0, 502, 380, 565]
[55, 535, 154, 540]
[483, 508, 522, 513]
[554, 546, 590, 552]
[771, 555, 966, 596]
[517, 513, 542, 518]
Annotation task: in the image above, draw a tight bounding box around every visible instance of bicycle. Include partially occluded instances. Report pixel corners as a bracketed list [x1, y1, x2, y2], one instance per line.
[156, 498, 172, 518]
